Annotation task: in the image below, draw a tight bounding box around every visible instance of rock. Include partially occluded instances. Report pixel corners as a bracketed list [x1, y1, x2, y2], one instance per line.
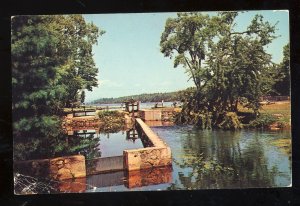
[57, 168, 73, 180]
[150, 155, 158, 160]
[50, 155, 86, 180]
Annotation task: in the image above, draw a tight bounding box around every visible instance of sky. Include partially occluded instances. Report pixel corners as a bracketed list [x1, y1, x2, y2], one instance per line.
[83, 10, 289, 102]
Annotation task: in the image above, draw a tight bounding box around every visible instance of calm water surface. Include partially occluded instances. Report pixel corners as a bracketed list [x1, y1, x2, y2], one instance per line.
[152, 126, 291, 189]
[92, 102, 175, 109]
[19, 125, 290, 193]
[98, 131, 144, 157]
[87, 125, 291, 192]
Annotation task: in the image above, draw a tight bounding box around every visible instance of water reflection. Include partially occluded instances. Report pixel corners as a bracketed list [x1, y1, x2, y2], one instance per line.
[66, 132, 101, 160]
[124, 166, 172, 188]
[15, 122, 291, 193]
[87, 171, 124, 188]
[151, 126, 291, 189]
[58, 177, 87, 193]
[144, 120, 174, 127]
[98, 129, 144, 157]
[86, 166, 173, 191]
[126, 128, 139, 142]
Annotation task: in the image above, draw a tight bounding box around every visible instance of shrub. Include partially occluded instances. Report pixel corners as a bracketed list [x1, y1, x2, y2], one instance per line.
[97, 110, 125, 133]
[249, 113, 277, 128]
[218, 112, 242, 130]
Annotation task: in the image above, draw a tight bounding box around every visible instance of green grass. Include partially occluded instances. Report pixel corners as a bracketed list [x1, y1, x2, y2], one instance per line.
[260, 102, 291, 124]
[238, 101, 291, 126]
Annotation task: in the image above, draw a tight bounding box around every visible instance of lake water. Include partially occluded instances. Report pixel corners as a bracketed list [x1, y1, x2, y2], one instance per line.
[84, 126, 291, 192]
[98, 131, 144, 157]
[91, 102, 176, 110]
[151, 126, 291, 189]
[16, 124, 291, 193]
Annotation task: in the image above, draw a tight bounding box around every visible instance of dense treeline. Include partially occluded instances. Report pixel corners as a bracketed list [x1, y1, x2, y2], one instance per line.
[160, 12, 290, 129]
[272, 43, 290, 96]
[90, 91, 182, 104]
[12, 15, 103, 160]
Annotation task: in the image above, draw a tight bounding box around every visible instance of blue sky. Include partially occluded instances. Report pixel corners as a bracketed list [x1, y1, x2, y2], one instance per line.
[83, 10, 289, 102]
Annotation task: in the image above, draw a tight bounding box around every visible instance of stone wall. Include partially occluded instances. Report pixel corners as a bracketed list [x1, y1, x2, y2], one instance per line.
[140, 108, 177, 121]
[125, 166, 172, 188]
[58, 177, 86, 193]
[124, 147, 171, 171]
[14, 155, 86, 181]
[140, 109, 162, 121]
[123, 118, 172, 171]
[49, 155, 86, 180]
[161, 109, 176, 121]
[62, 115, 100, 134]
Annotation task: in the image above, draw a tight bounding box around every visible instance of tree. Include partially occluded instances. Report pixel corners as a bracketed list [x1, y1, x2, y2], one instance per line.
[160, 12, 278, 129]
[12, 15, 103, 160]
[80, 90, 86, 104]
[46, 15, 104, 107]
[160, 12, 217, 90]
[273, 43, 290, 96]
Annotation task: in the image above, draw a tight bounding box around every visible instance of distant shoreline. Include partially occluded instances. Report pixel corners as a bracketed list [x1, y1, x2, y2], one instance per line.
[87, 91, 183, 105]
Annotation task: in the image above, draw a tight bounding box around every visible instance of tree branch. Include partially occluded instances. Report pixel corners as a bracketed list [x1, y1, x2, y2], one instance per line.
[183, 56, 199, 89]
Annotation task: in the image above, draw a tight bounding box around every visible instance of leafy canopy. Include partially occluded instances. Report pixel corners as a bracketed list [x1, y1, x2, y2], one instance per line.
[160, 12, 280, 129]
[12, 15, 104, 160]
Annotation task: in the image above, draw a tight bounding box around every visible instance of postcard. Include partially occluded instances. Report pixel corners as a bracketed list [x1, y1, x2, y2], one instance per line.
[12, 10, 291, 194]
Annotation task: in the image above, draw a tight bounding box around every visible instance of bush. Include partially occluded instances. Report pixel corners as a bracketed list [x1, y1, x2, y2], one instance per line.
[97, 111, 125, 133]
[249, 113, 277, 128]
[218, 112, 242, 130]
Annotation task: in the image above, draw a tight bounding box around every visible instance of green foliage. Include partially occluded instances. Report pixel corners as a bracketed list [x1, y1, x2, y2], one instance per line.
[13, 117, 102, 161]
[12, 15, 103, 160]
[80, 90, 85, 104]
[13, 115, 64, 160]
[272, 43, 290, 96]
[217, 112, 242, 130]
[176, 152, 234, 176]
[91, 91, 181, 104]
[66, 134, 101, 160]
[160, 12, 279, 129]
[249, 113, 277, 128]
[97, 111, 125, 133]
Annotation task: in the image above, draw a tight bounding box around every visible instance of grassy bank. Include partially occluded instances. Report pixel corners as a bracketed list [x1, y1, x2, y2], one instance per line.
[260, 101, 291, 124]
[238, 101, 291, 129]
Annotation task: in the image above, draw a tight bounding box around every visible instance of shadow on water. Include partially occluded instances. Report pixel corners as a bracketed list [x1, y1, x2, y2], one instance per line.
[151, 126, 291, 189]
[84, 166, 173, 192]
[14, 165, 174, 194]
[14, 121, 291, 193]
